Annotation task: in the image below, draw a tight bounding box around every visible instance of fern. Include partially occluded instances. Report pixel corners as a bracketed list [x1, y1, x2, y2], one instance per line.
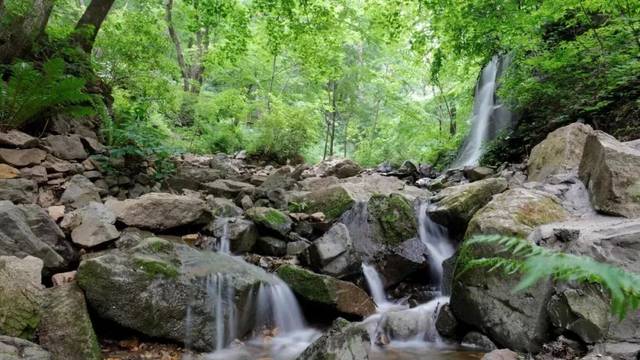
[461, 235, 640, 319]
[0, 58, 91, 129]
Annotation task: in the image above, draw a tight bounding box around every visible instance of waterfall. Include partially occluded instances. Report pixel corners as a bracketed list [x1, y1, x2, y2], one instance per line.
[452, 55, 514, 168]
[206, 273, 237, 351]
[417, 201, 454, 287]
[362, 263, 389, 309]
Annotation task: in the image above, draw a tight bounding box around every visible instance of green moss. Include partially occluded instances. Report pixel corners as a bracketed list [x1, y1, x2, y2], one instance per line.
[132, 237, 175, 254]
[368, 193, 416, 246]
[514, 198, 567, 228]
[306, 186, 354, 220]
[133, 255, 179, 279]
[626, 181, 640, 202]
[276, 265, 334, 304]
[263, 209, 288, 226]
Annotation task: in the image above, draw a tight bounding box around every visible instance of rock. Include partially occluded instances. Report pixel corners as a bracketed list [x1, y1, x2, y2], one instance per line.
[166, 165, 223, 191]
[309, 223, 351, 268]
[77, 236, 276, 351]
[463, 166, 494, 181]
[0, 130, 38, 148]
[0, 256, 44, 339]
[207, 196, 244, 218]
[258, 166, 296, 194]
[528, 123, 594, 182]
[428, 178, 508, 232]
[321, 159, 363, 179]
[210, 218, 257, 253]
[20, 166, 47, 183]
[0, 201, 73, 272]
[245, 207, 292, 236]
[255, 236, 287, 256]
[382, 299, 447, 341]
[43, 134, 88, 160]
[0, 336, 51, 359]
[451, 237, 553, 352]
[42, 155, 80, 174]
[547, 285, 609, 344]
[80, 136, 105, 154]
[435, 304, 458, 338]
[465, 188, 569, 239]
[277, 265, 376, 318]
[0, 148, 47, 167]
[64, 202, 120, 248]
[51, 271, 76, 286]
[302, 185, 356, 221]
[60, 175, 101, 209]
[239, 195, 253, 210]
[296, 318, 370, 360]
[287, 239, 312, 256]
[106, 192, 211, 231]
[203, 179, 255, 198]
[0, 163, 20, 179]
[482, 349, 518, 360]
[46, 206, 65, 222]
[0, 178, 37, 204]
[38, 283, 101, 360]
[461, 331, 498, 351]
[579, 131, 640, 217]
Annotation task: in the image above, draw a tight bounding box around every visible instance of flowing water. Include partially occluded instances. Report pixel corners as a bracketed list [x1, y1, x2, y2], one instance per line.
[452, 55, 514, 168]
[186, 200, 480, 360]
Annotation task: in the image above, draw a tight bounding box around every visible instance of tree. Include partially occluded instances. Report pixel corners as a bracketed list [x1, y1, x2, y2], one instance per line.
[72, 0, 116, 53]
[0, 0, 55, 63]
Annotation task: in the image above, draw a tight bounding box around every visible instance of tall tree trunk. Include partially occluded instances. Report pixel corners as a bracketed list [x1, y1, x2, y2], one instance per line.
[164, 0, 189, 91]
[329, 81, 338, 157]
[73, 0, 116, 53]
[0, 0, 54, 64]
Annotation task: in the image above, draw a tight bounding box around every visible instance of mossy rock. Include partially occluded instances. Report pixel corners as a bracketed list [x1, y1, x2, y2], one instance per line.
[277, 265, 375, 318]
[368, 193, 417, 246]
[465, 188, 568, 239]
[0, 256, 43, 340]
[303, 185, 355, 221]
[246, 207, 292, 236]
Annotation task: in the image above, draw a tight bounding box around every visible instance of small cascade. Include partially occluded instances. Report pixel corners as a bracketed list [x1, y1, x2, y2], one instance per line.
[452, 55, 515, 168]
[362, 263, 389, 308]
[417, 201, 454, 287]
[206, 273, 237, 351]
[217, 218, 231, 254]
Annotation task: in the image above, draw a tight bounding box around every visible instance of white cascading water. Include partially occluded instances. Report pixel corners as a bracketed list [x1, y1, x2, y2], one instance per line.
[452, 55, 514, 168]
[184, 216, 319, 359]
[362, 200, 456, 350]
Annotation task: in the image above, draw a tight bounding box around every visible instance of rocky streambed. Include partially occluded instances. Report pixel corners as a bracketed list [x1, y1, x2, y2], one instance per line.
[1, 117, 640, 360]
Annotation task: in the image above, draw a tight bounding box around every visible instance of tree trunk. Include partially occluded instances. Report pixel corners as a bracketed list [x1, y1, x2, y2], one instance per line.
[329, 81, 338, 157]
[0, 0, 54, 64]
[73, 0, 116, 53]
[164, 0, 189, 91]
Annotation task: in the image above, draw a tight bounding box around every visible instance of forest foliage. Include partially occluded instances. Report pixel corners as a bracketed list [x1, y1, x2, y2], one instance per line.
[0, 0, 639, 168]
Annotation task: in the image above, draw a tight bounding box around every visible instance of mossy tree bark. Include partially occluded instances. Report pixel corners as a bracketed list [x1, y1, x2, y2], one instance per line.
[0, 0, 54, 64]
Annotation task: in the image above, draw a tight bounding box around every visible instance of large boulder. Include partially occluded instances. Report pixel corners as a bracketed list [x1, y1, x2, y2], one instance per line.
[77, 236, 275, 351]
[0, 148, 47, 167]
[465, 188, 569, 239]
[60, 175, 101, 209]
[166, 164, 223, 191]
[43, 135, 88, 161]
[528, 123, 594, 182]
[0, 256, 44, 340]
[0, 336, 51, 360]
[245, 207, 292, 236]
[106, 192, 211, 231]
[531, 217, 640, 344]
[0, 178, 37, 204]
[308, 223, 357, 277]
[38, 283, 101, 360]
[301, 185, 356, 222]
[451, 188, 568, 353]
[0, 201, 74, 272]
[428, 178, 508, 232]
[296, 318, 370, 360]
[277, 265, 376, 318]
[209, 217, 257, 253]
[579, 131, 640, 217]
[62, 202, 120, 248]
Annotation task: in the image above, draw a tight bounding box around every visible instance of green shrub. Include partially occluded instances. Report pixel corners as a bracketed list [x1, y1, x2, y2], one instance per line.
[248, 100, 321, 163]
[0, 58, 91, 129]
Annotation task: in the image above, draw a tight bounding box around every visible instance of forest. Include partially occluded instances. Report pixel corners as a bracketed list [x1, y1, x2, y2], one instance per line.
[1, 0, 640, 360]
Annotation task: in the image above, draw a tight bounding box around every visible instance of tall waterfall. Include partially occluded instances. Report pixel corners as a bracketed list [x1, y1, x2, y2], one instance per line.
[452, 55, 514, 168]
